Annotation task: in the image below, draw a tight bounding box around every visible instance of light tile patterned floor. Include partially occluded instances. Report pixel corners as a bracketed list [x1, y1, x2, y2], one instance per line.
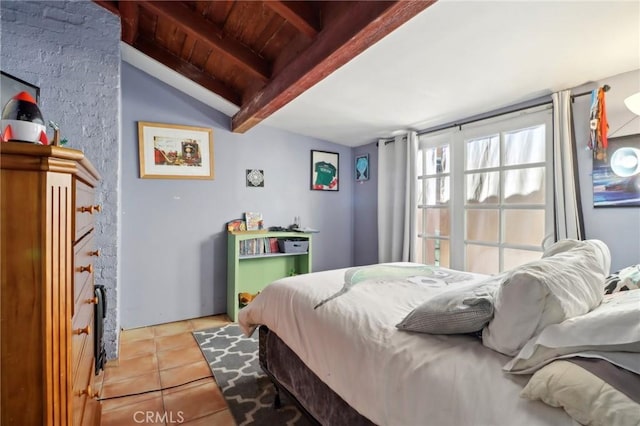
[98, 315, 236, 426]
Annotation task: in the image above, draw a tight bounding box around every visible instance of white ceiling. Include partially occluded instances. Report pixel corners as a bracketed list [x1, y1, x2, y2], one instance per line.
[123, 0, 640, 148]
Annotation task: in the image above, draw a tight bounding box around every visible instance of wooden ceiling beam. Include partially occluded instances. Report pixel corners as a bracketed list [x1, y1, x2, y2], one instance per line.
[232, 1, 435, 133]
[93, 0, 119, 16]
[265, 1, 320, 38]
[119, 1, 140, 45]
[139, 1, 271, 82]
[133, 37, 242, 106]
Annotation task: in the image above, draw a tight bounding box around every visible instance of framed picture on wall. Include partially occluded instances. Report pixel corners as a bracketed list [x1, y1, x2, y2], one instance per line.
[1, 71, 40, 108]
[355, 153, 369, 181]
[138, 121, 214, 180]
[310, 150, 339, 191]
[592, 134, 640, 207]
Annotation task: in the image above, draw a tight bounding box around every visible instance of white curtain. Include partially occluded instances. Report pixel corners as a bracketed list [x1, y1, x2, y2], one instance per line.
[377, 131, 418, 262]
[552, 90, 584, 241]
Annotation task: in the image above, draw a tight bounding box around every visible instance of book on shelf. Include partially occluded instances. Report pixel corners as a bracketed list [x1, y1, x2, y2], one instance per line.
[239, 237, 281, 256]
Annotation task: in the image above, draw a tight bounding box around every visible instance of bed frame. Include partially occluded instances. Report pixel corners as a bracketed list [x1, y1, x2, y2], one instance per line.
[258, 325, 375, 425]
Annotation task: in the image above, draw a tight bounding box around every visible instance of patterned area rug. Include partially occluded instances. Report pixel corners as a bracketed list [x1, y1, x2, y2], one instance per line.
[193, 323, 312, 426]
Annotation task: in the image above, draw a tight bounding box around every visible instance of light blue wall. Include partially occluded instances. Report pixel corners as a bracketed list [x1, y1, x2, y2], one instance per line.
[120, 63, 354, 328]
[1, 1, 121, 358]
[353, 142, 378, 266]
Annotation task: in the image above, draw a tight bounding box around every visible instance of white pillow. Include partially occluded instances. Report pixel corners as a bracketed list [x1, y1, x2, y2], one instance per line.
[482, 239, 610, 356]
[521, 360, 640, 426]
[504, 289, 640, 374]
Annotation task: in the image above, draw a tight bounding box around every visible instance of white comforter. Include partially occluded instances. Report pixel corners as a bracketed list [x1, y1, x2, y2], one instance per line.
[239, 263, 577, 426]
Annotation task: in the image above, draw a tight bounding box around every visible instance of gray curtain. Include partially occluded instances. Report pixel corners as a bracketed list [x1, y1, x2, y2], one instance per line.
[377, 131, 418, 262]
[552, 90, 584, 241]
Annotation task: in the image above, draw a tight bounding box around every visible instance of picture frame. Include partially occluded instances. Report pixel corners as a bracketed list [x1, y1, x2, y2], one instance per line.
[1, 71, 40, 109]
[138, 121, 214, 180]
[311, 150, 339, 191]
[355, 153, 370, 181]
[592, 134, 640, 207]
[246, 169, 265, 187]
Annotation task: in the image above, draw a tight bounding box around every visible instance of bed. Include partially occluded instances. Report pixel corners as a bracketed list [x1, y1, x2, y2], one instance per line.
[239, 240, 640, 426]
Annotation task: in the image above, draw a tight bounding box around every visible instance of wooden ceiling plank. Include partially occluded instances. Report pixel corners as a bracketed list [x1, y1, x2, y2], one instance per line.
[139, 1, 270, 81]
[265, 1, 320, 38]
[133, 37, 242, 106]
[180, 35, 197, 62]
[232, 1, 435, 133]
[119, 1, 140, 45]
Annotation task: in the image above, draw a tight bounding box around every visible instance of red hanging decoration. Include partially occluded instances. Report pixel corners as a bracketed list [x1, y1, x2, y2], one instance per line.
[588, 85, 610, 160]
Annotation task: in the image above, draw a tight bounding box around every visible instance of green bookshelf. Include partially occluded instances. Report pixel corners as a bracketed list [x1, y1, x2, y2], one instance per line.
[227, 231, 312, 321]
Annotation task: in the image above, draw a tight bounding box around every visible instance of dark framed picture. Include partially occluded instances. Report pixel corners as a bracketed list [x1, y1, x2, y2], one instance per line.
[311, 150, 339, 191]
[355, 153, 369, 181]
[592, 134, 640, 207]
[1, 71, 40, 109]
[246, 169, 265, 187]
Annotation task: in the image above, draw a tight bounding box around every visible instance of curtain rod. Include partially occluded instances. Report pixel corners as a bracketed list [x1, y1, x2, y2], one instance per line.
[378, 84, 610, 144]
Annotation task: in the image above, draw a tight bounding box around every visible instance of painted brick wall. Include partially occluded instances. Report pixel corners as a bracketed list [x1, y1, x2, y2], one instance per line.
[1, 1, 121, 358]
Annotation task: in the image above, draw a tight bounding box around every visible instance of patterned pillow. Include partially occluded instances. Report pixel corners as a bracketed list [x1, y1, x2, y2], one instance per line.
[604, 264, 640, 295]
[396, 274, 504, 335]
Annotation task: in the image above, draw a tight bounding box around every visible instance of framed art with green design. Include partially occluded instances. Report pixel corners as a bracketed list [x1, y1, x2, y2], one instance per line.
[311, 149, 339, 191]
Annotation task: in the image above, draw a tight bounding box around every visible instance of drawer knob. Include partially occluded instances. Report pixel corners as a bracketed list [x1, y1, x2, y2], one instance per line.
[77, 385, 99, 398]
[79, 264, 93, 273]
[86, 296, 99, 305]
[89, 249, 101, 257]
[79, 205, 101, 214]
[75, 325, 90, 335]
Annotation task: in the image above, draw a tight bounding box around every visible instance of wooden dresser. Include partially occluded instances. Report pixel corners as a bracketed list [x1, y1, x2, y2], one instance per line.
[1, 142, 102, 425]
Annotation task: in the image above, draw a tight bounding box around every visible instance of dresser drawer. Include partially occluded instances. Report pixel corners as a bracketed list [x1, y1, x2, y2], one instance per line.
[75, 179, 98, 240]
[74, 232, 97, 306]
[72, 321, 96, 426]
[72, 279, 95, 379]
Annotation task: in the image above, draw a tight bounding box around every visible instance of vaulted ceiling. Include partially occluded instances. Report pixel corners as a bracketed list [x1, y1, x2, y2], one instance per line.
[94, 1, 435, 133]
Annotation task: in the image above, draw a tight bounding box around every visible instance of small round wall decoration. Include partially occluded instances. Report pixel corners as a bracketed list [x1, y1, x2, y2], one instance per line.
[246, 169, 265, 187]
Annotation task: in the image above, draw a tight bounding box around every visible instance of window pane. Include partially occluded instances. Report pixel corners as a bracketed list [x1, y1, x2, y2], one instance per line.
[416, 236, 424, 263]
[503, 248, 541, 270]
[504, 168, 545, 204]
[424, 177, 450, 205]
[503, 209, 545, 246]
[439, 239, 450, 268]
[426, 208, 450, 237]
[466, 209, 499, 242]
[504, 125, 545, 166]
[466, 135, 499, 171]
[466, 172, 500, 204]
[424, 145, 450, 175]
[425, 238, 450, 267]
[416, 207, 424, 236]
[466, 244, 499, 274]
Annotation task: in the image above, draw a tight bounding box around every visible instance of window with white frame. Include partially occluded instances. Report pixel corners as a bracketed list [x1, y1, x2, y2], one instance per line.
[416, 106, 553, 274]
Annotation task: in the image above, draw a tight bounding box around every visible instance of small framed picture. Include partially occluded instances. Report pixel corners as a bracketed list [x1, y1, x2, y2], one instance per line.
[310, 150, 339, 191]
[246, 169, 265, 187]
[355, 153, 369, 181]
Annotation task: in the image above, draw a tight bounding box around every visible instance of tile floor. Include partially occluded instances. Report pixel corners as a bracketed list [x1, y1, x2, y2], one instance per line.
[97, 314, 236, 426]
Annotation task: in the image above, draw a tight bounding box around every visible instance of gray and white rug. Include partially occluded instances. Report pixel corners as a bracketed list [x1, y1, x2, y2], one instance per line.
[193, 323, 312, 426]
